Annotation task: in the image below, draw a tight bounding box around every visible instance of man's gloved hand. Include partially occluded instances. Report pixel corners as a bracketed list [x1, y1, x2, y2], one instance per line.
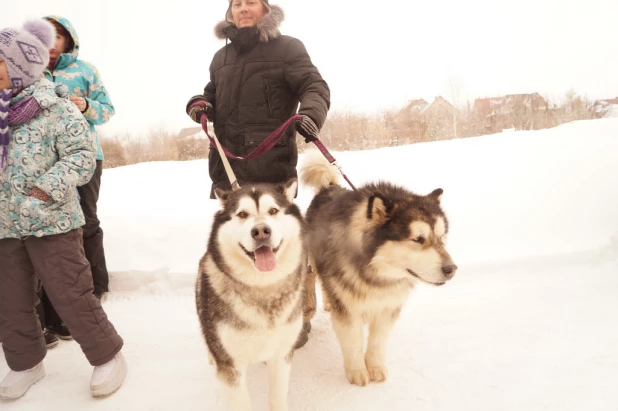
[296, 115, 319, 143]
[187, 100, 214, 123]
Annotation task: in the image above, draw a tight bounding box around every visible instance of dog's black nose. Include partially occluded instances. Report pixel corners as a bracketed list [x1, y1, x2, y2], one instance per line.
[442, 263, 458, 278]
[251, 224, 271, 240]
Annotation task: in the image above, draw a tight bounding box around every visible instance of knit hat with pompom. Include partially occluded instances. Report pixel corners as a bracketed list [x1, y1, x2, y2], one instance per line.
[0, 19, 56, 93]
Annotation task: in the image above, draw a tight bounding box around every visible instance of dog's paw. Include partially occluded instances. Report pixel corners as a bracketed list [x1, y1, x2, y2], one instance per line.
[345, 368, 370, 386]
[367, 365, 388, 383]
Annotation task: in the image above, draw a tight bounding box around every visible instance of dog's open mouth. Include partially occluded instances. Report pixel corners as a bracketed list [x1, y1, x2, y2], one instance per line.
[241, 242, 282, 272]
[407, 269, 446, 286]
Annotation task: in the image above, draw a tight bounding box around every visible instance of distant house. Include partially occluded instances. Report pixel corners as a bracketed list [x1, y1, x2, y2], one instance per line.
[178, 126, 206, 139]
[593, 97, 618, 118]
[392, 99, 429, 142]
[420, 96, 459, 140]
[176, 125, 213, 160]
[400, 98, 429, 117]
[474, 93, 548, 118]
[421, 96, 458, 120]
[474, 93, 549, 132]
[394, 97, 459, 142]
[178, 120, 216, 140]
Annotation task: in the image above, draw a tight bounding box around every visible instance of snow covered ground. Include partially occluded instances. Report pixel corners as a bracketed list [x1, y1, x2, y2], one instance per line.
[2, 118, 618, 410]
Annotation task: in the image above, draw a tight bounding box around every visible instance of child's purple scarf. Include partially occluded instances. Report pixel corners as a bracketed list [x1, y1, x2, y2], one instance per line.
[0, 89, 42, 167]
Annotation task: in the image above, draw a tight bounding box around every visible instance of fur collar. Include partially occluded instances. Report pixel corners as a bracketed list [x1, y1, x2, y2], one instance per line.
[214, 4, 284, 43]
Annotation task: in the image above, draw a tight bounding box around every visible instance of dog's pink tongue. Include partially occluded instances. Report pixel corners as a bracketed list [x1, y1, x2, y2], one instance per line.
[254, 246, 276, 272]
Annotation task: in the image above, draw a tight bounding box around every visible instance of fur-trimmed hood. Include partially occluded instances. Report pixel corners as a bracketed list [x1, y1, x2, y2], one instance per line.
[214, 4, 284, 43]
[43, 16, 80, 70]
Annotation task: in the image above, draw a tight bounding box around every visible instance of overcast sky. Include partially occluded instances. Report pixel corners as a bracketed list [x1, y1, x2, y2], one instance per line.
[4, 0, 618, 137]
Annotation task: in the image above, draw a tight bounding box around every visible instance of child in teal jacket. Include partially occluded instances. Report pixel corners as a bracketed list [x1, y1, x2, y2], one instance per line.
[36, 16, 114, 345]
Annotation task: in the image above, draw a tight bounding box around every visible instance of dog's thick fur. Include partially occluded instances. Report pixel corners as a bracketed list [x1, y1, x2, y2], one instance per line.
[195, 179, 306, 411]
[299, 151, 457, 386]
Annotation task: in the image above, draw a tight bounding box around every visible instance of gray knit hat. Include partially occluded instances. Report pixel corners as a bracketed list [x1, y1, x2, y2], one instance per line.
[226, 0, 272, 23]
[0, 20, 55, 94]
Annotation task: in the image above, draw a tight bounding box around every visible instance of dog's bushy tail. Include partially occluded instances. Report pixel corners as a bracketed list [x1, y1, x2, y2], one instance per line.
[299, 149, 341, 193]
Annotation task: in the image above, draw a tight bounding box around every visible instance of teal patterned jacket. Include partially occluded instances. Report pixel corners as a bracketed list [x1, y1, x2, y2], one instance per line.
[0, 79, 96, 239]
[44, 15, 114, 161]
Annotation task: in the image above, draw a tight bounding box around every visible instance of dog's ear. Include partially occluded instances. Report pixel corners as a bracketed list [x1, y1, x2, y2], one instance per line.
[428, 188, 443, 204]
[367, 194, 392, 223]
[214, 188, 232, 208]
[278, 178, 298, 203]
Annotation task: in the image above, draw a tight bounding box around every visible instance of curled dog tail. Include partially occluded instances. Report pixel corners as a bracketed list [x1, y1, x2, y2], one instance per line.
[299, 149, 341, 193]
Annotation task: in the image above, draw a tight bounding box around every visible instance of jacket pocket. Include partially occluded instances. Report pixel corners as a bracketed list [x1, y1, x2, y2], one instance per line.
[18, 196, 60, 234]
[262, 83, 274, 118]
[244, 131, 287, 147]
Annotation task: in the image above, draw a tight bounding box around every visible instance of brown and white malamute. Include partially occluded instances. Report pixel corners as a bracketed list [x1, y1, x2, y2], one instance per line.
[299, 151, 458, 386]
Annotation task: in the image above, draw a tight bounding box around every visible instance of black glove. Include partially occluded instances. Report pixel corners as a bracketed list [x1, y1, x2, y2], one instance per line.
[296, 115, 319, 143]
[187, 100, 214, 123]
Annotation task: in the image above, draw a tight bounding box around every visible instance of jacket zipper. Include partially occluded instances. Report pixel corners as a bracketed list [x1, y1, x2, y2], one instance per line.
[263, 83, 273, 117]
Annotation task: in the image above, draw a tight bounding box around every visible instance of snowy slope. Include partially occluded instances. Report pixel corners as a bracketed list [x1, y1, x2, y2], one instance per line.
[2, 118, 617, 411]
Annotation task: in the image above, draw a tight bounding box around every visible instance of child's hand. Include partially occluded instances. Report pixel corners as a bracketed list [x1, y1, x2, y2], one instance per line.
[70, 97, 88, 112]
[29, 187, 53, 202]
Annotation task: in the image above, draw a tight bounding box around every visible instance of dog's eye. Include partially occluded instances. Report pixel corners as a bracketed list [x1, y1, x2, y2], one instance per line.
[411, 236, 425, 244]
[237, 211, 249, 219]
[269, 208, 279, 216]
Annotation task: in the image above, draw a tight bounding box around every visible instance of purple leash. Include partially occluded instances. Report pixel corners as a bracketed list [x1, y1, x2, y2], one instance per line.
[201, 114, 302, 161]
[309, 139, 357, 191]
[200, 114, 357, 192]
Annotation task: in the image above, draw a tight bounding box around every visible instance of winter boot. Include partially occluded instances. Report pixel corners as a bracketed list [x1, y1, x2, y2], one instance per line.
[47, 322, 72, 341]
[0, 362, 45, 400]
[44, 331, 59, 348]
[90, 352, 127, 398]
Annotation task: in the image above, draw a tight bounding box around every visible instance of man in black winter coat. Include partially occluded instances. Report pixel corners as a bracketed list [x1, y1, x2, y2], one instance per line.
[186, 0, 331, 350]
[186, 0, 330, 199]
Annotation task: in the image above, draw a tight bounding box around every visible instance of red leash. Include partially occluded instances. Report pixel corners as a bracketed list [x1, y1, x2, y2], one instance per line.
[201, 115, 302, 161]
[200, 115, 357, 191]
[309, 139, 357, 191]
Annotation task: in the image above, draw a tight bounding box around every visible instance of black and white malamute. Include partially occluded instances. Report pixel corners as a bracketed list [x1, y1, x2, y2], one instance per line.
[195, 179, 306, 411]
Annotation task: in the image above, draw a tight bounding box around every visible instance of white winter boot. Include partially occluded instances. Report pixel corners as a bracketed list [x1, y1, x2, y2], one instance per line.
[0, 362, 45, 400]
[90, 352, 127, 398]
